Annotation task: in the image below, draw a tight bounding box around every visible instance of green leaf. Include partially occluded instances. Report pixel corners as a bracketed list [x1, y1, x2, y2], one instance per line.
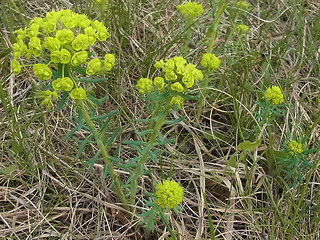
[136, 129, 153, 136]
[76, 134, 93, 158]
[237, 139, 262, 152]
[136, 112, 165, 122]
[55, 91, 69, 111]
[227, 154, 237, 168]
[71, 66, 86, 75]
[0, 164, 18, 175]
[164, 116, 185, 125]
[91, 110, 118, 120]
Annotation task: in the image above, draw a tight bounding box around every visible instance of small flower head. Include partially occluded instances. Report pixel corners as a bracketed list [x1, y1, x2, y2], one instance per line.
[154, 77, 164, 90]
[136, 78, 153, 94]
[51, 49, 71, 64]
[154, 59, 165, 69]
[264, 86, 284, 105]
[104, 54, 115, 70]
[86, 58, 101, 75]
[171, 82, 184, 92]
[288, 140, 303, 156]
[177, 1, 204, 18]
[170, 96, 185, 108]
[43, 37, 61, 52]
[11, 59, 21, 75]
[72, 34, 89, 51]
[200, 53, 220, 70]
[155, 180, 183, 209]
[236, 24, 249, 34]
[71, 51, 88, 66]
[37, 90, 59, 109]
[52, 77, 74, 91]
[236, 1, 250, 10]
[70, 87, 86, 100]
[152, 56, 203, 93]
[33, 63, 52, 80]
[56, 29, 74, 44]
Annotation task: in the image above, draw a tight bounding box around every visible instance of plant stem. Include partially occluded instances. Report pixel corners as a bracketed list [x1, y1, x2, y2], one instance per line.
[289, 149, 320, 237]
[266, 117, 276, 175]
[182, 18, 193, 56]
[196, 71, 209, 120]
[78, 100, 129, 211]
[206, 0, 228, 53]
[129, 96, 173, 209]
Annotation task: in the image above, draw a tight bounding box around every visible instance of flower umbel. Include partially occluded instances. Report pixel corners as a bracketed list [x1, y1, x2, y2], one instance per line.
[236, 24, 249, 34]
[155, 180, 183, 209]
[288, 140, 303, 156]
[200, 53, 221, 70]
[264, 86, 284, 105]
[70, 87, 87, 100]
[177, 1, 204, 18]
[136, 78, 153, 94]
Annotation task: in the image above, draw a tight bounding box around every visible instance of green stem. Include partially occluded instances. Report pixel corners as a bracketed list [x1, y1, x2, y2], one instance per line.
[196, 71, 209, 119]
[78, 100, 129, 211]
[182, 18, 193, 56]
[129, 96, 174, 209]
[206, 0, 228, 53]
[289, 150, 320, 236]
[266, 120, 275, 173]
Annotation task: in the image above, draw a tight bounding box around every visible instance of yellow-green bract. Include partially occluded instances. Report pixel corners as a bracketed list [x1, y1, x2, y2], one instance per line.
[264, 86, 284, 105]
[155, 180, 183, 209]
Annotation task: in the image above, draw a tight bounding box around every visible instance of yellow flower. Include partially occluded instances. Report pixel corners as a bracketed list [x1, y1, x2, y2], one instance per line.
[43, 37, 61, 52]
[177, 1, 204, 18]
[56, 29, 74, 44]
[71, 51, 88, 66]
[84, 26, 97, 45]
[155, 180, 183, 209]
[154, 77, 164, 90]
[171, 82, 184, 92]
[50, 49, 71, 64]
[29, 37, 42, 57]
[86, 58, 101, 75]
[170, 96, 184, 108]
[154, 59, 165, 69]
[288, 140, 303, 156]
[200, 53, 220, 70]
[11, 59, 21, 75]
[264, 86, 284, 105]
[37, 90, 59, 109]
[136, 78, 152, 94]
[33, 63, 52, 80]
[72, 34, 89, 51]
[12, 40, 28, 59]
[104, 54, 115, 70]
[70, 87, 86, 100]
[52, 77, 74, 91]
[236, 24, 249, 34]
[236, 1, 249, 10]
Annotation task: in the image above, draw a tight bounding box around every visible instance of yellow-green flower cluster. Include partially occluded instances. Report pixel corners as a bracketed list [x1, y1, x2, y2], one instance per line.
[288, 140, 303, 156]
[11, 9, 114, 77]
[136, 56, 203, 108]
[264, 86, 284, 105]
[11, 9, 115, 105]
[37, 90, 59, 109]
[236, 24, 249, 34]
[200, 53, 220, 70]
[177, 1, 204, 18]
[136, 78, 153, 94]
[155, 180, 183, 209]
[236, 0, 249, 10]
